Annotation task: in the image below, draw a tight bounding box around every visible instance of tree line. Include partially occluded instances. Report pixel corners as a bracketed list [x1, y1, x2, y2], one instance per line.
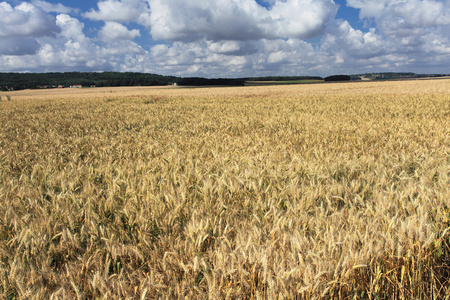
[0, 72, 359, 91]
[0, 72, 252, 91]
[0, 72, 179, 91]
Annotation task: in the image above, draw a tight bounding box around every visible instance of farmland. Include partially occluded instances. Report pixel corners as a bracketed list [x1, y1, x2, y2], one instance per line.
[0, 80, 449, 298]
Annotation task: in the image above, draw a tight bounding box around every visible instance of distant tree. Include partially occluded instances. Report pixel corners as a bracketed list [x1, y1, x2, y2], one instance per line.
[178, 77, 245, 86]
[324, 75, 351, 82]
[248, 76, 323, 81]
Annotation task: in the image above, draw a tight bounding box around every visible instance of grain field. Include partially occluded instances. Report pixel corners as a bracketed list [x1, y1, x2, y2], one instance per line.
[0, 80, 449, 299]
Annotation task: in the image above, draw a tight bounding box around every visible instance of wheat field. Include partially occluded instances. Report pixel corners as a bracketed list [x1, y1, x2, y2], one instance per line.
[0, 80, 449, 299]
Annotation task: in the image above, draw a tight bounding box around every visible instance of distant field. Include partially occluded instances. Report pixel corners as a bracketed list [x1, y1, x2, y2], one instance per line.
[0, 80, 449, 298]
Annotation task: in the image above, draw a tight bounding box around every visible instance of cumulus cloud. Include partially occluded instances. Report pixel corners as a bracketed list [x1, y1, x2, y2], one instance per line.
[0, 37, 40, 55]
[84, 0, 150, 23]
[49, 14, 100, 68]
[0, 2, 60, 55]
[148, 0, 338, 42]
[342, 0, 450, 71]
[147, 40, 254, 76]
[146, 37, 326, 77]
[208, 40, 258, 56]
[46, 14, 144, 71]
[101, 41, 145, 56]
[56, 14, 89, 43]
[347, 0, 450, 35]
[0, 9, 147, 73]
[0, 2, 60, 38]
[99, 22, 141, 42]
[264, 0, 338, 39]
[148, 0, 263, 42]
[321, 20, 384, 59]
[257, 38, 325, 74]
[31, 0, 78, 14]
[0, 0, 340, 73]
[2, 0, 450, 77]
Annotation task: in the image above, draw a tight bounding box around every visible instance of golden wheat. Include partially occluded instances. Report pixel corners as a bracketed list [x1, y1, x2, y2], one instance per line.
[0, 80, 449, 299]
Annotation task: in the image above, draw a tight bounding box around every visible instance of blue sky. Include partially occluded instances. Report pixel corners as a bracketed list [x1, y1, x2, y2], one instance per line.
[1, 0, 449, 77]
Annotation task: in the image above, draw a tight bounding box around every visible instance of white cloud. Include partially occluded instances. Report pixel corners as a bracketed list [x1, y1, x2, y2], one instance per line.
[148, 0, 263, 42]
[264, 0, 338, 39]
[101, 41, 146, 56]
[43, 14, 100, 69]
[321, 20, 384, 59]
[0, 2, 60, 55]
[208, 40, 258, 56]
[56, 14, 86, 41]
[146, 37, 327, 77]
[256, 38, 326, 74]
[84, 0, 150, 23]
[340, 0, 450, 73]
[0, 2, 60, 38]
[347, 0, 450, 36]
[0, 37, 40, 55]
[148, 0, 337, 42]
[2, 0, 450, 77]
[99, 22, 141, 42]
[0, 10, 148, 73]
[148, 40, 253, 76]
[31, 0, 78, 14]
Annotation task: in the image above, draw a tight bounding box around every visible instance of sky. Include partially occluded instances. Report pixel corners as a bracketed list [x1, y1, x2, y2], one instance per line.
[0, 0, 449, 77]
